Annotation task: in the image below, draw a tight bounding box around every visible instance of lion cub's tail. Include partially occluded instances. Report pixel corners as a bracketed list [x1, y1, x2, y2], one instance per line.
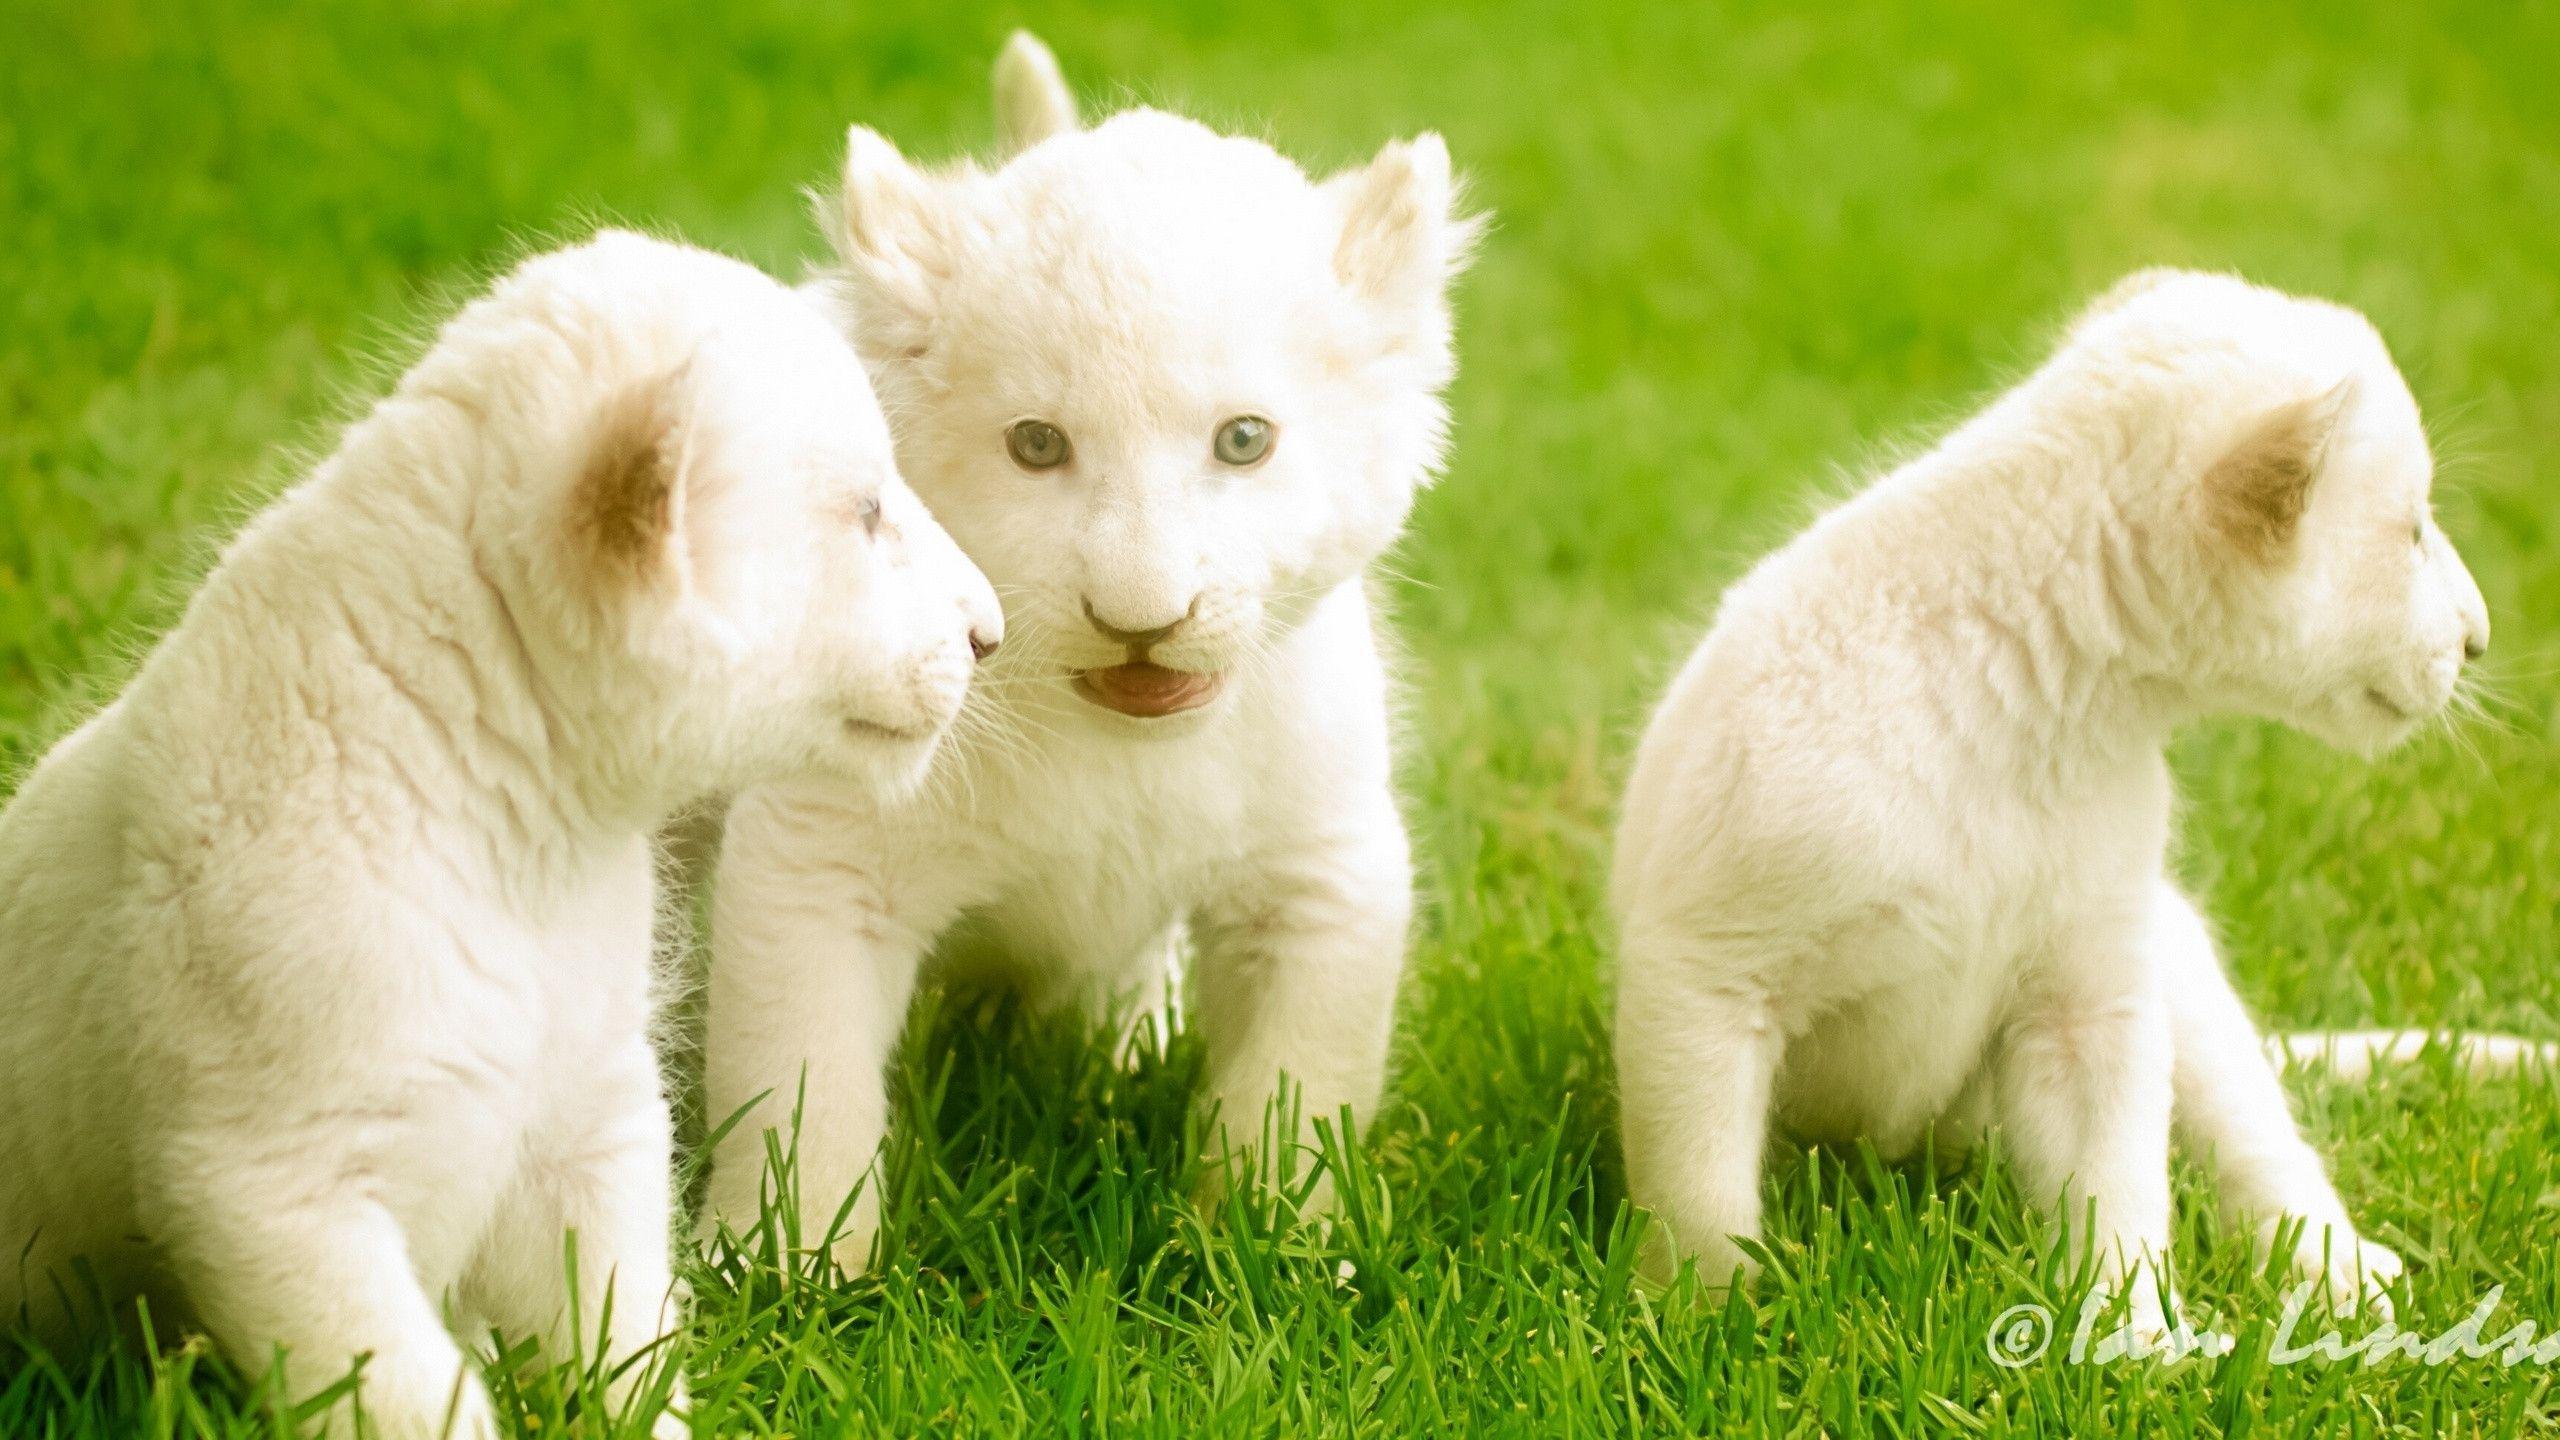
[2265, 1030, 2557, 1081]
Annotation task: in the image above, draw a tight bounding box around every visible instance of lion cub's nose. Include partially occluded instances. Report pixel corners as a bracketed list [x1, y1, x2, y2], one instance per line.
[2465, 634, 2488, 662]
[1082, 596, 1195, 650]
[970, 626, 1002, 663]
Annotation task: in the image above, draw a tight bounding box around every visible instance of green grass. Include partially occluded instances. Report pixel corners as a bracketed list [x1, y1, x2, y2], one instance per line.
[7, 0, 2560, 1433]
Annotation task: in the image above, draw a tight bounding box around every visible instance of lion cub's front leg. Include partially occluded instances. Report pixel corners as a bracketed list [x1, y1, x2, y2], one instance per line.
[464, 1031, 687, 1435]
[1614, 935, 1782, 1294]
[1188, 795, 1412, 1205]
[1994, 909, 2179, 1341]
[2151, 885, 2402, 1314]
[702, 784, 960, 1275]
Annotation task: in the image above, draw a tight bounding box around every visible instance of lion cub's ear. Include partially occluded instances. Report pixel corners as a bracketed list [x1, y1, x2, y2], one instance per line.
[1331, 134, 1478, 308]
[570, 363, 710, 602]
[1328, 134, 1483, 371]
[823, 125, 953, 360]
[994, 31, 1077, 158]
[2203, 376, 2358, 560]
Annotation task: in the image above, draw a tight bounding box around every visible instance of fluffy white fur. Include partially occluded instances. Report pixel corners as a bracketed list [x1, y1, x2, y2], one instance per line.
[701, 35, 1475, 1266]
[1613, 270, 2527, 1335]
[0, 232, 999, 1437]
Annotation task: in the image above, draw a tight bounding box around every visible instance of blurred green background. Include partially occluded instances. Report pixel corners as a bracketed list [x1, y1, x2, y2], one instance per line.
[5, 0, 2557, 1433]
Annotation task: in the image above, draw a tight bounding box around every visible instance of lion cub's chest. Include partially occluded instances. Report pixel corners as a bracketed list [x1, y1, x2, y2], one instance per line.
[953, 719, 1259, 973]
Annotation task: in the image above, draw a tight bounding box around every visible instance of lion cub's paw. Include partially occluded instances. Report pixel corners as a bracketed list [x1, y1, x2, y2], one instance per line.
[2269, 1219, 2404, 1320]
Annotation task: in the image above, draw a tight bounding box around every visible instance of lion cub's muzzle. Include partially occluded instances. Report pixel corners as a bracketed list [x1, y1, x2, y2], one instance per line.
[1070, 593, 1236, 718]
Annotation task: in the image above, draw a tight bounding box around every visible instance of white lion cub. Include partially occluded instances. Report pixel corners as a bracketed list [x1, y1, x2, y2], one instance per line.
[0, 232, 1000, 1437]
[1614, 271, 2505, 1332]
[702, 35, 1475, 1265]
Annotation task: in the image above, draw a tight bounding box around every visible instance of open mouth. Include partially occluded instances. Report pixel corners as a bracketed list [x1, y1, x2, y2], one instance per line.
[1073, 662, 1225, 719]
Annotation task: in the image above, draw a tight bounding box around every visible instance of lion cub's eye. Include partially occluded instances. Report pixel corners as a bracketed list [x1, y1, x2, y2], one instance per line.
[2411, 519, 2427, 549]
[1213, 415, 1275, 468]
[1006, 419, 1072, 470]
[857, 494, 883, 538]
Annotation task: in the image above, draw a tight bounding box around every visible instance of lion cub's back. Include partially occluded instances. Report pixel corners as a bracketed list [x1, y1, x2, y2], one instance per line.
[1615, 506, 1949, 919]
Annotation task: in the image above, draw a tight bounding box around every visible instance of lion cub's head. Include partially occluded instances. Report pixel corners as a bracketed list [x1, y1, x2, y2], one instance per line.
[811, 35, 1477, 728]
[456, 233, 1002, 799]
[2072, 270, 2491, 753]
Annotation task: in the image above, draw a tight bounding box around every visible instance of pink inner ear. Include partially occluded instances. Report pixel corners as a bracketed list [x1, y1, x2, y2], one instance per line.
[826, 127, 952, 354]
[573, 373, 685, 577]
[1332, 137, 1478, 330]
[2204, 381, 2355, 560]
[1333, 148, 1431, 299]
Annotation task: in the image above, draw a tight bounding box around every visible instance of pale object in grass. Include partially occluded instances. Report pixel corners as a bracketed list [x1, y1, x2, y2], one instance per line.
[700, 32, 1478, 1270]
[1613, 268, 2530, 1340]
[0, 231, 1000, 1438]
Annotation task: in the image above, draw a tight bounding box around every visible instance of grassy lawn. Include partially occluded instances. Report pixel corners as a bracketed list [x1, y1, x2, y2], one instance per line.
[7, 0, 2560, 1433]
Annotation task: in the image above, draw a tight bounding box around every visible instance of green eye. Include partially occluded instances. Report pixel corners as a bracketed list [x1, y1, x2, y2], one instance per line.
[1213, 415, 1275, 467]
[1006, 419, 1071, 470]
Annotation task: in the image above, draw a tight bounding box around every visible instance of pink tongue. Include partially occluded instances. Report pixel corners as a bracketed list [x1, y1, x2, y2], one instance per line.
[1077, 663, 1219, 717]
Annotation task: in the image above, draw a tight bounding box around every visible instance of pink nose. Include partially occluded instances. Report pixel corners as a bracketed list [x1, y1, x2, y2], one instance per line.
[1082, 596, 1196, 649]
[970, 627, 1001, 662]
